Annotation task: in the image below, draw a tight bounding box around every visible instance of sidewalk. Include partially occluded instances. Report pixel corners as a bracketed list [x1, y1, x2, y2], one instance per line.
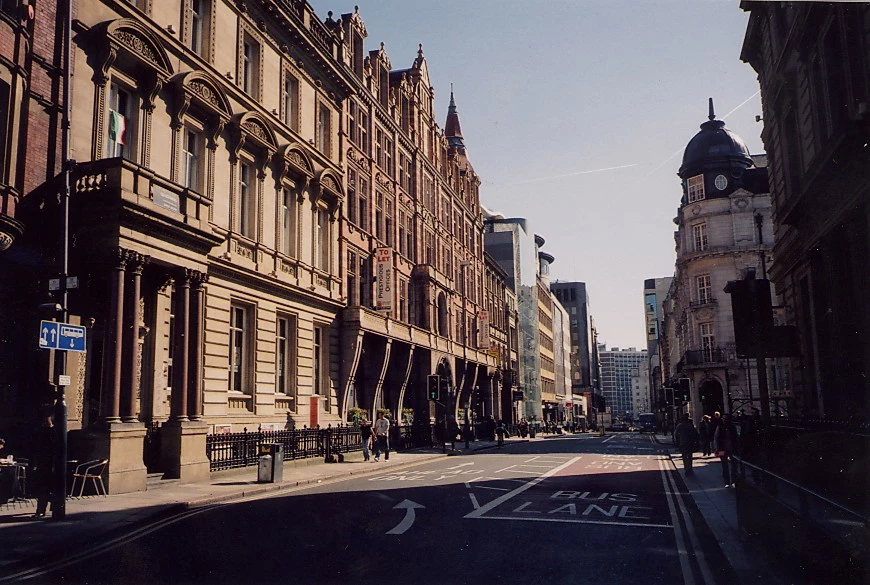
[0, 438, 520, 574]
[655, 433, 786, 585]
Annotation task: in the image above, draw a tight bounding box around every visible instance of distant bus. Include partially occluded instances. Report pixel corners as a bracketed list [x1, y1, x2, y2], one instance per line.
[637, 413, 656, 432]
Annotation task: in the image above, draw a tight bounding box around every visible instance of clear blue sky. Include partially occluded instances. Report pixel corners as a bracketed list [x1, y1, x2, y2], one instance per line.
[309, 0, 764, 349]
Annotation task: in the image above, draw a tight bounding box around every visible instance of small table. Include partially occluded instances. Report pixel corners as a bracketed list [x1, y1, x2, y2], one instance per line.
[0, 462, 25, 504]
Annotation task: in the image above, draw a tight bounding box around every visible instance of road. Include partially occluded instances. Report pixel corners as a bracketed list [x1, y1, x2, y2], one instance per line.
[27, 433, 735, 585]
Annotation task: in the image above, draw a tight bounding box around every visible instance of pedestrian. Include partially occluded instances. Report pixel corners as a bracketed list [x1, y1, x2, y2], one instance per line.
[674, 413, 699, 476]
[714, 413, 740, 487]
[373, 411, 390, 462]
[698, 415, 712, 456]
[519, 418, 528, 438]
[495, 420, 507, 447]
[31, 410, 55, 518]
[359, 418, 373, 462]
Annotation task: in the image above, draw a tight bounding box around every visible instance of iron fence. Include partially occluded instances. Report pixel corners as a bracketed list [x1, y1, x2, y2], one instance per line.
[206, 424, 432, 472]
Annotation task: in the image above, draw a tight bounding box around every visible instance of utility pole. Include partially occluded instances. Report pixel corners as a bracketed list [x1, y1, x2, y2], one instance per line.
[754, 214, 771, 424]
[52, 0, 74, 520]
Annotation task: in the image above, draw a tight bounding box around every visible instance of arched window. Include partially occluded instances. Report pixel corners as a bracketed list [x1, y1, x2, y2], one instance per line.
[87, 19, 174, 165]
[437, 292, 449, 337]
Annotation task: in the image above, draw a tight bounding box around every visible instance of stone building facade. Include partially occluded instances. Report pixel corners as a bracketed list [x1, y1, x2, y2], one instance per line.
[661, 102, 788, 421]
[0, 0, 507, 493]
[336, 9, 500, 434]
[740, 2, 869, 420]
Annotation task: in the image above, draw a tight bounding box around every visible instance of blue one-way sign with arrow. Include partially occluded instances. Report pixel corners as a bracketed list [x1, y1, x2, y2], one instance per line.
[39, 320, 87, 352]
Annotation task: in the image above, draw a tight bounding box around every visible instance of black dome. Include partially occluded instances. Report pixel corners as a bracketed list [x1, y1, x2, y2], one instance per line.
[679, 118, 753, 178]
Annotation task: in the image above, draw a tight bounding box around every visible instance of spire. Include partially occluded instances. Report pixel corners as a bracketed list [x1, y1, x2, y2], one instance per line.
[445, 84, 464, 148]
[708, 97, 715, 121]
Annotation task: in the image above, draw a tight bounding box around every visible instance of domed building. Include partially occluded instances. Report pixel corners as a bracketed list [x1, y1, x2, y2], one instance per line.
[660, 99, 786, 424]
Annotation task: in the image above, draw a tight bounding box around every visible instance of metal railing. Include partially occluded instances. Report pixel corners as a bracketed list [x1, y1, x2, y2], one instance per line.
[206, 424, 433, 472]
[734, 455, 869, 563]
[681, 347, 729, 366]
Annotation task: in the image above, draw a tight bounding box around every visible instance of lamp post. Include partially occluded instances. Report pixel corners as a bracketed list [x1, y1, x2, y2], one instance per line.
[50, 0, 74, 521]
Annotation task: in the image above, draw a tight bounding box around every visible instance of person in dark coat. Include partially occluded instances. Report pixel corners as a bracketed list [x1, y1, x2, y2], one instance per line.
[674, 413, 699, 476]
[714, 413, 740, 487]
[359, 419, 373, 462]
[31, 413, 55, 518]
[698, 415, 712, 456]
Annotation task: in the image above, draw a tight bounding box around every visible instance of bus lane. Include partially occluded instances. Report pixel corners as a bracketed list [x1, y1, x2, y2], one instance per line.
[465, 452, 672, 529]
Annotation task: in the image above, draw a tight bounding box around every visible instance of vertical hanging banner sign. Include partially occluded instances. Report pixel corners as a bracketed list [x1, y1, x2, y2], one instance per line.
[477, 309, 489, 349]
[375, 247, 392, 311]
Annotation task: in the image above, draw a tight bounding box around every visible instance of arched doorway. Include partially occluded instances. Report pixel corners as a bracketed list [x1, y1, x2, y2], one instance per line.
[699, 379, 724, 416]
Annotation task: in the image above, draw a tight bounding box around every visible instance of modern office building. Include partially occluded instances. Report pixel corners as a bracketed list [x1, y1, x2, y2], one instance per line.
[643, 276, 672, 427]
[551, 281, 593, 420]
[598, 346, 647, 420]
[483, 214, 544, 422]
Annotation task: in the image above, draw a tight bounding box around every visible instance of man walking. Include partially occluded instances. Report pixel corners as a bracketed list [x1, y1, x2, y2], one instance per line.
[714, 413, 740, 487]
[674, 413, 699, 477]
[359, 418, 373, 462]
[698, 415, 712, 456]
[373, 412, 390, 462]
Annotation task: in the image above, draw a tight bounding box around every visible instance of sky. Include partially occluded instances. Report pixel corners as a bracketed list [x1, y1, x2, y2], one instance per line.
[308, 0, 765, 349]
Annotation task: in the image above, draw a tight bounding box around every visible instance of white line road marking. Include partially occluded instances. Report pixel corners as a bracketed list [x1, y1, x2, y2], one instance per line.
[386, 499, 425, 535]
[602, 435, 617, 444]
[465, 456, 581, 519]
[469, 493, 480, 510]
[470, 515, 672, 529]
[663, 457, 715, 585]
[473, 485, 510, 492]
[446, 462, 475, 470]
[659, 457, 695, 585]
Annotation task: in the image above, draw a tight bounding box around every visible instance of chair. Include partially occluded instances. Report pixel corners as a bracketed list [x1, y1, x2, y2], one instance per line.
[70, 459, 108, 498]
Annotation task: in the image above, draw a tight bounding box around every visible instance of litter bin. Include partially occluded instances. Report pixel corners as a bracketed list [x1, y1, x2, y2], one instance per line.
[257, 443, 284, 483]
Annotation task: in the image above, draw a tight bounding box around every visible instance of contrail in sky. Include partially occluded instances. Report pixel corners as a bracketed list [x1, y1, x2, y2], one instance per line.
[503, 163, 639, 186]
[642, 90, 761, 178]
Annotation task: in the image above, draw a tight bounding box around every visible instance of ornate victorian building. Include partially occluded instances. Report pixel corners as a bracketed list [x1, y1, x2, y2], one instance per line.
[336, 9, 503, 434]
[0, 0, 508, 493]
[661, 101, 785, 421]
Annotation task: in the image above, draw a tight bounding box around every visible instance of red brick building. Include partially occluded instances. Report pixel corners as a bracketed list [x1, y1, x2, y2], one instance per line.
[0, 0, 72, 436]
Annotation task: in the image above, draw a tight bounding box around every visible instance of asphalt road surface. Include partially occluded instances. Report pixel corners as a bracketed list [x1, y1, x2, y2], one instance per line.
[26, 433, 736, 585]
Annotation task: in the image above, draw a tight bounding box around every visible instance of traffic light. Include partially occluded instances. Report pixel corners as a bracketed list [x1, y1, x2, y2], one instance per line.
[427, 375, 440, 401]
[678, 378, 691, 403]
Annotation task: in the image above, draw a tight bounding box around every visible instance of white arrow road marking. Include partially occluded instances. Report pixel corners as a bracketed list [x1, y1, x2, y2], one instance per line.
[386, 499, 425, 535]
[469, 493, 480, 510]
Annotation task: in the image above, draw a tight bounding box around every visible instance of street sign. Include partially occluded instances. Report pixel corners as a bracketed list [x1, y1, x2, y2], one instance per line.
[513, 391, 524, 401]
[39, 320, 87, 352]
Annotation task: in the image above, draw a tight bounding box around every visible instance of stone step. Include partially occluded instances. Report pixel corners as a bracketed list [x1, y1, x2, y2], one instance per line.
[146, 473, 180, 491]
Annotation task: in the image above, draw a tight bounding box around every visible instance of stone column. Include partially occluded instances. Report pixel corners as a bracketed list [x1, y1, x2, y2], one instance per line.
[162, 268, 210, 483]
[79, 248, 147, 495]
[101, 248, 127, 423]
[122, 252, 148, 422]
[187, 271, 207, 420]
[170, 270, 191, 423]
